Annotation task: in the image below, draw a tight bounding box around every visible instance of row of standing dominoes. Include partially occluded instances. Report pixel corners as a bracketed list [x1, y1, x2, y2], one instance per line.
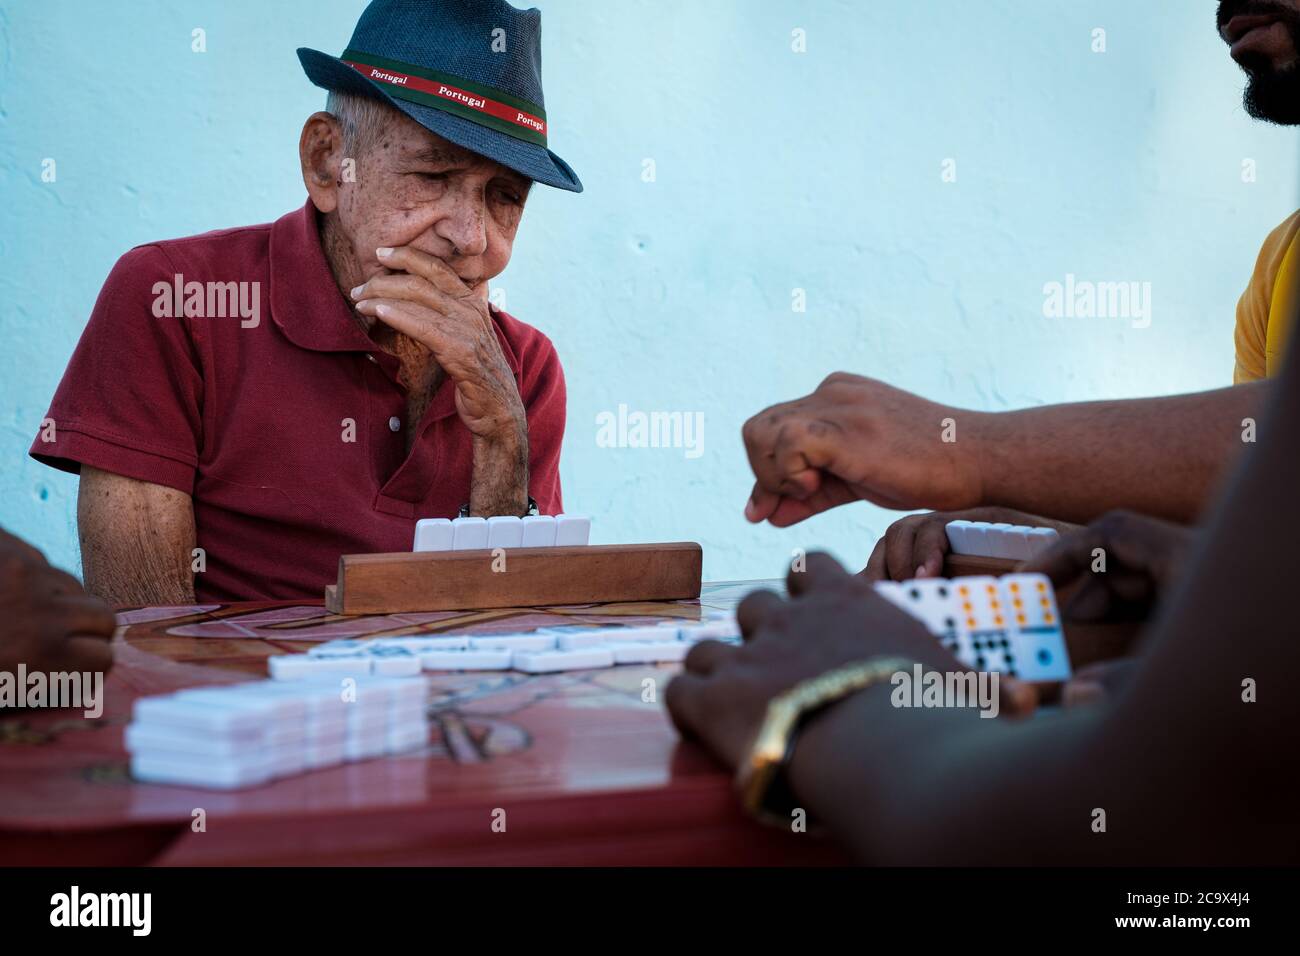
[269, 613, 741, 680]
[412, 514, 590, 552]
[126, 676, 429, 790]
[945, 520, 1058, 561]
[874, 572, 1071, 681]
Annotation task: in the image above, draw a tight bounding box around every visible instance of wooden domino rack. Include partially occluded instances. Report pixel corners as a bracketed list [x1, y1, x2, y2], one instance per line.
[943, 553, 1018, 578]
[325, 541, 704, 614]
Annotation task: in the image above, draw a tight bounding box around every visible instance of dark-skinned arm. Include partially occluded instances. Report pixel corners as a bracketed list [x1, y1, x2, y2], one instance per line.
[783, 374, 1294, 864]
[742, 374, 1266, 528]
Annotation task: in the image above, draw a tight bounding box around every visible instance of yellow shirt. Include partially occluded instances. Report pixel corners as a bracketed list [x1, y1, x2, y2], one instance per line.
[1234, 209, 1300, 383]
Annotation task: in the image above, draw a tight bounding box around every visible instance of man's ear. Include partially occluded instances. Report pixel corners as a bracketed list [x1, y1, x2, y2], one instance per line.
[299, 111, 345, 214]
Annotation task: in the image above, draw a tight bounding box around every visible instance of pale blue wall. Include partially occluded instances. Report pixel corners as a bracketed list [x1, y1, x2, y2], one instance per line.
[1, 0, 1296, 583]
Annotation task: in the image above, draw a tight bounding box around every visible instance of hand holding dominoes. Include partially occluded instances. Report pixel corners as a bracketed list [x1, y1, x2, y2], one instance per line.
[1022, 509, 1194, 623]
[667, 553, 1027, 772]
[866, 508, 1070, 581]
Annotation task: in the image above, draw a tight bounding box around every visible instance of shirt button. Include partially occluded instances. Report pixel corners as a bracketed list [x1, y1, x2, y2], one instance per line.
[388, 416, 401, 432]
[366, 354, 379, 365]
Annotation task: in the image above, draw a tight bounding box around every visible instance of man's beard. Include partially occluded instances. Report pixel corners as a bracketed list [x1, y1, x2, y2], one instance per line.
[1219, 0, 1300, 124]
[1243, 52, 1300, 124]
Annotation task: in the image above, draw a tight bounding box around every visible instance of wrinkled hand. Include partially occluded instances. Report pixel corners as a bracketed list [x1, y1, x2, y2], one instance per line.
[1022, 509, 1194, 624]
[741, 372, 985, 528]
[351, 245, 526, 441]
[865, 507, 1077, 582]
[665, 553, 1034, 772]
[0, 528, 115, 679]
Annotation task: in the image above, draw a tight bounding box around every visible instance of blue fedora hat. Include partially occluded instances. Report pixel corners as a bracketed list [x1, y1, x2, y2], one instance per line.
[298, 0, 581, 192]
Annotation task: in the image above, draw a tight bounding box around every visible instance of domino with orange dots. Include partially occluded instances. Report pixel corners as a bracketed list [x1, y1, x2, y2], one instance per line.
[873, 572, 1071, 681]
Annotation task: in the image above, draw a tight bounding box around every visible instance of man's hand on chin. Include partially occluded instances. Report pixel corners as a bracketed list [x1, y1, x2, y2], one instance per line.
[350, 246, 529, 516]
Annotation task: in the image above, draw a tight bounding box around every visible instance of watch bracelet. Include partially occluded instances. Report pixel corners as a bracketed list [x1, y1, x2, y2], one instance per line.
[737, 655, 915, 824]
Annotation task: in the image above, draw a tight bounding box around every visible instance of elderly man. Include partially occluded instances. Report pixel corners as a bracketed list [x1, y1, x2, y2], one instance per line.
[30, 0, 581, 604]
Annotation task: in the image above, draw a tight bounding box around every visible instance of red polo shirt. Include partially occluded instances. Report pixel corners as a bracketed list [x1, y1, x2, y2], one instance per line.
[31, 200, 566, 602]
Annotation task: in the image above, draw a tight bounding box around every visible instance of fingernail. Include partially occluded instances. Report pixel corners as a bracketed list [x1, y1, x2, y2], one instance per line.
[376, 247, 393, 258]
[743, 499, 758, 521]
[915, 565, 927, 579]
[350, 285, 364, 299]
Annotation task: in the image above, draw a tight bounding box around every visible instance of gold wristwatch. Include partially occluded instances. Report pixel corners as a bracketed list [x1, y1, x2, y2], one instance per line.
[736, 656, 913, 826]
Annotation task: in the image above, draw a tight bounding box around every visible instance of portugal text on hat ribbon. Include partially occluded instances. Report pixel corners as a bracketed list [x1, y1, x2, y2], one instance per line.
[341, 50, 547, 145]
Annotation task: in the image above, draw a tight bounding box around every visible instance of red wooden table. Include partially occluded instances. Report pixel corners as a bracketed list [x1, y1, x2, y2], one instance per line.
[0, 582, 849, 866]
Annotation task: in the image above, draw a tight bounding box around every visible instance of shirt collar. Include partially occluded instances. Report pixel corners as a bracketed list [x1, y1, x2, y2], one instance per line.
[269, 199, 375, 353]
[268, 199, 524, 380]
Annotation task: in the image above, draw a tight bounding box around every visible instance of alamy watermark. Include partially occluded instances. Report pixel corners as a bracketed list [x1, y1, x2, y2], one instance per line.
[890, 663, 999, 719]
[50, 886, 151, 936]
[1042, 273, 1151, 329]
[152, 273, 260, 328]
[595, 404, 704, 459]
[0, 665, 104, 718]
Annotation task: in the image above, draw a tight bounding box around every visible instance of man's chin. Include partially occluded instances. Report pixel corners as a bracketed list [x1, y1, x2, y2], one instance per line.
[1243, 65, 1300, 124]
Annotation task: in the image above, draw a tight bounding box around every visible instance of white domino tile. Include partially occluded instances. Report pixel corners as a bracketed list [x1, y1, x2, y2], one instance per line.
[125, 722, 268, 758]
[944, 520, 976, 555]
[130, 753, 279, 790]
[127, 676, 429, 791]
[1024, 527, 1058, 557]
[512, 647, 615, 673]
[270, 611, 727, 685]
[451, 516, 489, 550]
[364, 645, 423, 677]
[468, 633, 557, 652]
[133, 693, 279, 737]
[419, 648, 514, 671]
[607, 641, 690, 664]
[944, 520, 1059, 560]
[367, 636, 470, 653]
[951, 576, 1015, 671]
[269, 652, 372, 681]
[412, 514, 593, 552]
[984, 523, 1017, 559]
[540, 625, 622, 649]
[486, 515, 524, 549]
[387, 722, 428, 755]
[677, 618, 741, 643]
[873, 572, 1071, 681]
[307, 639, 370, 658]
[553, 514, 591, 546]
[1001, 573, 1070, 681]
[520, 514, 557, 547]
[597, 625, 679, 644]
[413, 518, 453, 552]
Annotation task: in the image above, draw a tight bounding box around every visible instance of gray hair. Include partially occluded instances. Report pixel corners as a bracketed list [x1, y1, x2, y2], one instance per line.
[324, 89, 397, 157]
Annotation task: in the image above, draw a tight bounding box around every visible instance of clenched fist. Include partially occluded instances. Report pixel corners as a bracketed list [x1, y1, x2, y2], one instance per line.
[0, 528, 115, 682]
[742, 372, 986, 527]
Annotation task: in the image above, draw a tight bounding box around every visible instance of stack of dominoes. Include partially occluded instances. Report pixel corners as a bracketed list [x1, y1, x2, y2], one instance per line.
[874, 572, 1071, 680]
[269, 612, 742, 680]
[944, 520, 1059, 560]
[413, 514, 589, 551]
[126, 676, 429, 790]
